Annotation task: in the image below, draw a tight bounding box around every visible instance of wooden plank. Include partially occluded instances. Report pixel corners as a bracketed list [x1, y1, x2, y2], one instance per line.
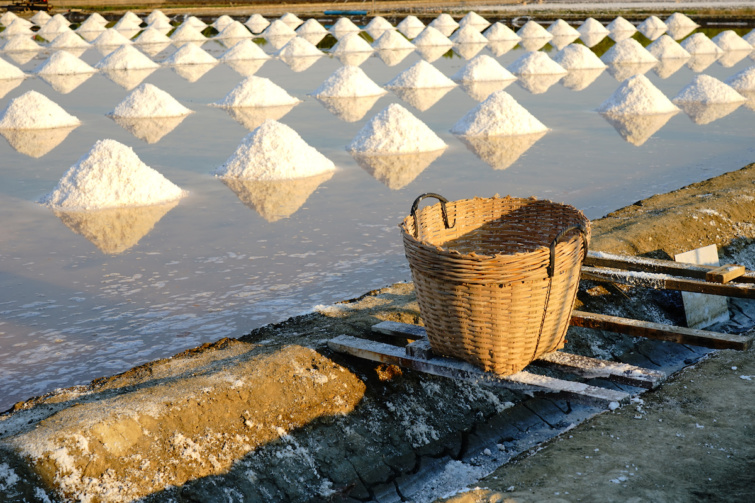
[329, 335, 629, 406]
[372, 320, 427, 339]
[706, 264, 746, 284]
[571, 310, 753, 350]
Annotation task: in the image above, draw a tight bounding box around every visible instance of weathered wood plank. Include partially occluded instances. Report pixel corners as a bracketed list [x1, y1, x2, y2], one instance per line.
[706, 264, 746, 284]
[329, 335, 629, 406]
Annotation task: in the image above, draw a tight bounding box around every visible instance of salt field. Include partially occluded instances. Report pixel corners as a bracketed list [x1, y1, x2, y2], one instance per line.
[1, 12, 755, 410]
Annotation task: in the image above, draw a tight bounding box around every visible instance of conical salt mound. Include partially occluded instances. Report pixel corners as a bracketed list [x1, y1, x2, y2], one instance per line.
[386, 60, 456, 88]
[76, 17, 106, 34]
[508, 51, 567, 75]
[725, 66, 755, 92]
[0, 57, 25, 80]
[3, 35, 40, 52]
[451, 25, 488, 44]
[0, 90, 80, 129]
[181, 16, 207, 31]
[372, 30, 414, 50]
[459, 11, 489, 31]
[712, 31, 753, 51]
[397, 16, 424, 38]
[412, 26, 453, 47]
[212, 15, 235, 32]
[95, 45, 159, 71]
[578, 18, 609, 36]
[602, 39, 659, 64]
[34, 51, 96, 75]
[607, 17, 636, 34]
[312, 65, 386, 98]
[163, 43, 216, 65]
[452, 54, 516, 82]
[114, 16, 142, 32]
[220, 39, 270, 61]
[451, 90, 548, 137]
[647, 35, 691, 59]
[110, 83, 193, 118]
[517, 20, 552, 39]
[666, 12, 699, 30]
[348, 103, 447, 154]
[42, 139, 186, 210]
[0, 11, 18, 26]
[553, 44, 607, 69]
[49, 31, 91, 49]
[215, 21, 252, 39]
[330, 17, 361, 37]
[213, 76, 301, 108]
[146, 10, 170, 25]
[216, 120, 334, 180]
[264, 20, 297, 38]
[92, 28, 133, 46]
[680, 33, 723, 55]
[2, 21, 33, 38]
[275, 37, 322, 58]
[134, 27, 172, 45]
[31, 10, 51, 26]
[597, 74, 679, 115]
[673, 74, 746, 104]
[246, 14, 269, 33]
[548, 19, 579, 37]
[297, 18, 328, 36]
[484, 22, 521, 42]
[170, 24, 206, 43]
[279, 12, 304, 29]
[365, 16, 395, 39]
[637, 16, 667, 37]
[332, 32, 374, 54]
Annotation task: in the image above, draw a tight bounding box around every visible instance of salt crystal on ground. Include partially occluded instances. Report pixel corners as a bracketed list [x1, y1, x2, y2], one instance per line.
[725, 66, 755, 92]
[517, 20, 552, 39]
[451, 90, 548, 136]
[0, 57, 25, 80]
[372, 30, 414, 51]
[412, 26, 453, 47]
[163, 43, 216, 65]
[95, 45, 159, 71]
[680, 33, 724, 55]
[459, 12, 490, 31]
[602, 39, 659, 64]
[397, 16, 424, 37]
[216, 120, 334, 180]
[246, 14, 269, 33]
[331, 17, 361, 37]
[49, 31, 91, 49]
[134, 27, 172, 45]
[348, 103, 446, 154]
[42, 139, 186, 210]
[297, 18, 328, 36]
[647, 35, 691, 59]
[170, 24, 207, 43]
[452, 54, 516, 82]
[220, 39, 270, 61]
[92, 28, 133, 46]
[2, 35, 40, 52]
[215, 21, 252, 39]
[451, 25, 488, 44]
[548, 19, 579, 37]
[508, 51, 567, 75]
[275, 37, 322, 58]
[34, 51, 96, 75]
[597, 74, 679, 115]
[578, 18, 609, 36]
[110, 83, 193, 117]
[666, 12, 699, 29]
[213, 76, 301, 107]
[332, 32, 373, 54]
[553, 44, 607, 69]
[311, 65, 386, 98]
[673, 74, 746, 104]
[484, 23, 521, 42]
[712, 31, 753, 52]
[386, 59, 456, 88]
[607, 17, 637, 34]
[264, 20, 297, 38]
[279, 13, 304, 29]
[0, 90, 80, 129]
[212, 15, 235, 32]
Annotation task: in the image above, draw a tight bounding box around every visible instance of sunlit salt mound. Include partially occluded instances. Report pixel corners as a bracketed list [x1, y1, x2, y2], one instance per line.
[601, 39, 659, 64]
[216, 120, 334, 180]
[508, 51, 567, 75]
[386, 60, 456, 89]
[279, 12, 304, 29]
[352, 149, 443, 189]
[2, 20, 33, 37]
[458, 11, 490, 31]
[219, 39, 270, 61]
[552, 44, 607, 69]
[372, 30, 414, 50]
[412, 26, 453, 47]
[91, 28, 133, 47]
[607, 16, 636, 34]
[38, 16, 71, 39]
[451, 54, 516, 82]
[429, 13, 458, 30]
[672, 74, 746, 105]
[450, 90, 548, 137]
[2, 35, 40, 52]
[49, 31, 91, 49]
[264, 19, 297, 38]
[0, 11, 18, 26]
[397, 16, 425, 38]
[311, 65, 386, 98]
[95, 45, 159, 71]
[212, 76, 301, 108]
[330, 17, 361, 38]
[666, 12, 698, 29]
[680, 33, 724, 55]
[0, 90, 80, 129]
[578, 18, 609, 36]
[548, 19, 579, 38]
[0, 57, 26, 80]
[484, 22, 521, 42]
[647, 35, 691, 60]
[76, 17, 106, 35]
[725, 66, 755, 92]
[134, 27, 172, 45]
[517, 20, 552, 40]
[212, 15, 234, 32]
[332, 32, 374, 54]
[596, 74, 679, 115]
[146, 10, 170, 25]
[275, 37, 322, 58]
[348, 103, 446, 154]
[215, 21, 252, 39]
[42, 139, 186, 210]
[451, 25, 488, 44]
[114, 15, 142, 32]
[31, 10, 51, 26]
[34, 51, 96, 75]
[297, 18, 328, 36]
[712, 31, 752, 52]
[181, 16, 207, 31]
[109, 83, 192, 118]
[170, 24, 207, 43]
[163, 43, 216, 65]
[637, 16, 667, 37]
[245, 14, 269, 34]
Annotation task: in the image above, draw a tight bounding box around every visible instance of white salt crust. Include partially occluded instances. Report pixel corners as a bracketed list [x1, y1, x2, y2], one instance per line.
[601, 39, 659, 64]
[95, 45, 159, 71]
[0, 57, 25, 80]
[508, 51, 567, 75]
[647, 35, 691, 60]
[297, 19, 328, 36]
[552, 44, 607, 70]
[484, 23, 521, 42]
[712, 31, 753, 52]
[42, 139, 186, 210]
[264, 20, 297, 38]
[213, 76, 301, 107]
[680, 33, 724, 55]
[215, 21, 253, 40]
[372, 30, 414, 51]
[386, 60, 456, 89]
[665, 12, 699, 30]
[170, 24, 207, 42]
[134, 28, 172, 45]
[279, 13, 304, 29]
[110, 83, 193, 118]
[311, 65, 386, 98]
[348, 103, 447, 154]
[92, 28, 133, 46]
[451, 55, 516, 82]
[548, 20, 579, 37]
[275, 37, 322, 58]
[578, 18, 609, 35]
[163, 43, 216, 65]
[34, 51, 96, 75]
[607, 17, 636, 33]
[451, 25, 488, 44]
[0, 11, 18, 26]
[216, 120, 334, 180]
[725, 66, 755, 92]
[597, 74, 679, 115]
[672, 74, 746, 104]
[517, 20, 552, 39]
[412, 26, 453, 47]
[451, 90, 548, 137]
[220, 39, 270, 61]
[2, 35, 40, 52]
[0, 90, 80, 129]
[332, 32, 374, 54]
[49, 31, 91, 49]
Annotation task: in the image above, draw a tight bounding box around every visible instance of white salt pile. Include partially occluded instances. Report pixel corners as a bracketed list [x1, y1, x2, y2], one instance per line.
[42, 139, 186, 210]
[596, 74, 679, 115]
[725, 66, 755, 92]
[0, 90, 80, 129]
[0, 57, 25, 80]
[84, 12, 108, 27]
[637, 16, 667, 36]
[163, 43, 216, 65]
[647, 35, 691, 59]
[365, 16, 395, 38]
[548, 19, 579, 37]
[246, 14, 270, 34]
[275, 37, 322, 58]
[48, 31, 91, 49]
[297, 18, 328, 36]
[412, 26, 453, 47]
[146, 10, 170, 25]
[450, 90, 548, 137]
[517, 20, 552, 39]
[34, 51, 96, 75]
[146, 18, 172, 32]
[220, 39, 270, 61]
[279, 13, 304, 29]
[397, 16, 425, 37]
[215, 21, 252, 39]
[76, 17, 106, 34]
[311, 65, 386, 98]
[31, 10, 51, 26]
[601, 39, 659, 64]
[451, 25, 488, 44]
[264, 20, 297, 38]
[213, 76, 300, 108]
[3, 20, 33, 37]
[332, 32, 374, 54]
[114, 16, 142, 32]
[372, 30, 414, 51]
[182, 16, 207, 30]
[330, 17, 361, 38]
[119, 12, 142, 26]
[607, 16, 637, 34]
[38, 17, 71, 39]
[680, 33, 724, 55]
[552, 44, 607, 69]
[458, 11, 490, 31]
[92, 28, 133, 46]
[429, 13, 458, 31]
[672, 74, 746, 104]
[170, 24, 207, 43]
[2, 35, 40, 52]
[134, 27, 172, 45]
[508, 51, 567, 75]
[666, 12, 699, 30]
[216, 120, 334, 180]
[451, 54, 516, 82]
[95, 45, 160, 71]
[348, 103, 446, 154]
[484, 23, 521, 42]
[0, 11, 18, 26]
[386, 59, 456, 89]
[213, 15, 235, 32]
[712, 31, 753, 52]
[110, 83, 192, 117]
[578, 18, 609, 36]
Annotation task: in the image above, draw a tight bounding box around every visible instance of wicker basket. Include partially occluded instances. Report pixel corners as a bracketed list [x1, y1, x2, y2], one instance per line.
[401, 193, 590, 375]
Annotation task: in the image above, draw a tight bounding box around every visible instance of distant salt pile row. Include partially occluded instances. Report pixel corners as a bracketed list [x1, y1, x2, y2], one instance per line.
[348, 103, 446, 154]
[0, 90, 80, 129]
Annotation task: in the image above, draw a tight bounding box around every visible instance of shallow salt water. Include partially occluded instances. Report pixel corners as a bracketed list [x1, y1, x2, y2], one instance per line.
[1, 24, 755, 410]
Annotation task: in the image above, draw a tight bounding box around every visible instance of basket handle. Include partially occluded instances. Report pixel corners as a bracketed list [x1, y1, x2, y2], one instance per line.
[548, 224, 589, 277]
[410, 193, 455, 238]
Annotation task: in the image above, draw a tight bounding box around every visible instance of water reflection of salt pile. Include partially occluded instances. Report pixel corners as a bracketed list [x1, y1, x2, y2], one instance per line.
[38, 73, 94, 94]
[516, 73, 564, 94]
[391, 86, 455, 111]
[717, 51, 751, 68]
[352, 150, 444, 189]
[487, 40, 519, 57]
[549, 35, 579, 51]
[0, 77, 23, 99]
[458, 132, 547, 170]
[415, 44, 452, 63]
[673, 74, 746, 125]
[601, 112, 677, 146]
[686, 53, 720, 73]
[375, 48, 414, 67]
[653, 58, 687, 79]
[560, 68, 604, 91]
[460, 80, 514, 101]
[54, 201, 179, 254]
[101, 68, 157, 90]
[111, 115, 188, 143]
[0, 126, 77, 157]
[454, 43, 487, 60]
[315, 95, 383, 122]
[607, 62, 657, 82]
[224, 58, 266, 77]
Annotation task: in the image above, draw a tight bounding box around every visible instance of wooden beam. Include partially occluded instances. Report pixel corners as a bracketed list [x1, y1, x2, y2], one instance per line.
[706, 264, 746, 284]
